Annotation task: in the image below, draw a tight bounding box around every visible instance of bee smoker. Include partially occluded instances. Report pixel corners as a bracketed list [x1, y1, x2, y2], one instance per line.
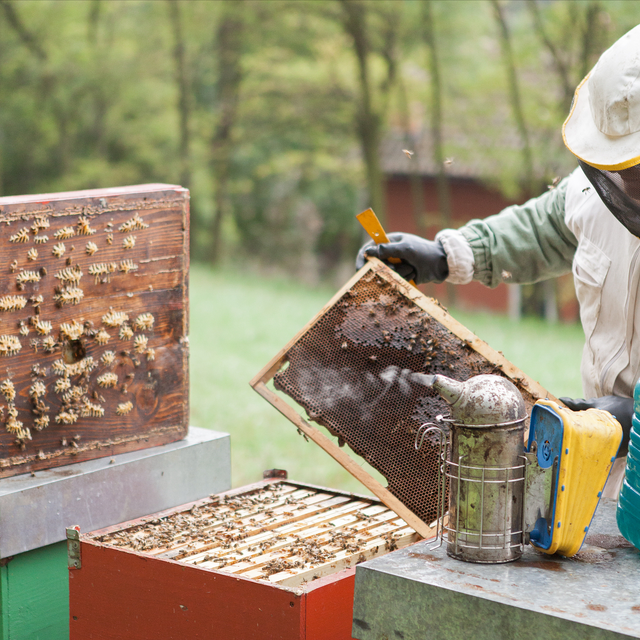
[415, 374, 527, 563]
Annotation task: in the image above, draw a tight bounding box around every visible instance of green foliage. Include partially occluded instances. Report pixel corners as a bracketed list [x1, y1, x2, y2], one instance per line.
[0, 1, 639, 273]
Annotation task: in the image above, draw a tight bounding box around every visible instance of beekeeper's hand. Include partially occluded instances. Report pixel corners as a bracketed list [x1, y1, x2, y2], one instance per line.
[560, 395, 632, 457]
[356, 232, 449, 284]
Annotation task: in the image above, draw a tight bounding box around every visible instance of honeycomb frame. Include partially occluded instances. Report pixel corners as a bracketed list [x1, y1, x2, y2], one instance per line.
[251, 258, 557, 539]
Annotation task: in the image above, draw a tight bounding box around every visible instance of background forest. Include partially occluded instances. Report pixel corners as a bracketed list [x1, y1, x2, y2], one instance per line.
[0, 0, 638, 283]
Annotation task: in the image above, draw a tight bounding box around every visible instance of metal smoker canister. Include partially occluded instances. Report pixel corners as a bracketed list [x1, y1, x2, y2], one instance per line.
[420, 374, 527, 563]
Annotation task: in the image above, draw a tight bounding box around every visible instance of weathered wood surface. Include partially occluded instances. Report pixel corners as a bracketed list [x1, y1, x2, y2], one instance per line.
[0, 184, 189, 476]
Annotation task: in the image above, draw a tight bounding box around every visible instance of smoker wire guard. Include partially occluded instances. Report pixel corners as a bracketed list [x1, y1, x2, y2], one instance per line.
[250, 258, 558, 539]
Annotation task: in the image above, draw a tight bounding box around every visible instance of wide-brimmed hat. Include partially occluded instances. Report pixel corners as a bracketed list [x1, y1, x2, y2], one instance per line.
[563, 24, 640, 171]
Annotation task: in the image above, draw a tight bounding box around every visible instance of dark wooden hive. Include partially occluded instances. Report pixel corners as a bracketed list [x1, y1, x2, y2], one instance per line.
[0, 184, 189, 477]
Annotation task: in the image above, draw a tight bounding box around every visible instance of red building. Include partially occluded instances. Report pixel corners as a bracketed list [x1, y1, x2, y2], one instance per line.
[380, 135, 578, 321]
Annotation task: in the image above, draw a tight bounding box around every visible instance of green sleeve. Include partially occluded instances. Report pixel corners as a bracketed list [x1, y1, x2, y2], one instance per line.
[458, 176, 578, 288]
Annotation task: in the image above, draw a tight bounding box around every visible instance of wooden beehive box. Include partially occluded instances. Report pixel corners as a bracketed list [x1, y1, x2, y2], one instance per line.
[69, 477, 419, 640]
[0, 184, 189, 477]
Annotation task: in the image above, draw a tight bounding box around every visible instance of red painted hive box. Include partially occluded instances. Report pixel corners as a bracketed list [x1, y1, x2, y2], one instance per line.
[69, 477, 418, 640]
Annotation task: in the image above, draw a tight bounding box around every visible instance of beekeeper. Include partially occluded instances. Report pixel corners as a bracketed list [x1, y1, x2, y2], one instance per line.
[357, 25, 640, 493]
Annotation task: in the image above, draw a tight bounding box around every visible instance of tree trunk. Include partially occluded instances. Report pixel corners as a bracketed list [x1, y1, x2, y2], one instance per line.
[526, 0, 574, 112]
[397, 76, 425, 230]
[491, 0, 535, 197]
[340, 0, 385, 223]
[210, 2, 244, 264]
[423, 0, 455, 303]
[167, 0, 192, 191]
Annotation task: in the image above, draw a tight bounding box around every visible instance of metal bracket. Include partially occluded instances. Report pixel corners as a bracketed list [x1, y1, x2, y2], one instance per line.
[66, 525, 81, 570]
[263, 469, 288, 480]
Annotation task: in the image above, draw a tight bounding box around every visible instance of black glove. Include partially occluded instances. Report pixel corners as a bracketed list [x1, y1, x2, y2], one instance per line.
[560, 395, 632, 457]
[355, 232, 449, 284]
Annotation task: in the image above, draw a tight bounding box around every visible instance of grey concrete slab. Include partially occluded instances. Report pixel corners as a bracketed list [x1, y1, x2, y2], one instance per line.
[353, 498, 640, 640]
[0, 426, 230, 558]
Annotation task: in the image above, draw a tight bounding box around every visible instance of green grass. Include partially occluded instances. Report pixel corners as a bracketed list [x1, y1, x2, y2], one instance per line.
[189, 264, 585, 492]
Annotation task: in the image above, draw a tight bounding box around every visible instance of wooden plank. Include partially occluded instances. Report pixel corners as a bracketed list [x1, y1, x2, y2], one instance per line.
[189, 498, 376, 570]
[235, 511, 410, 581]
[253, 381, 436, 539]
[273, 530, 419, 588]
[0, 185, 190, 477]
[84, 477, 286, 539]
[169, 495, 358, 562]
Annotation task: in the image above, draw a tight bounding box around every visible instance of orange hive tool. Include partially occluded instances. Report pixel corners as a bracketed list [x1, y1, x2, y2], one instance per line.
[356, 208, 416, 286]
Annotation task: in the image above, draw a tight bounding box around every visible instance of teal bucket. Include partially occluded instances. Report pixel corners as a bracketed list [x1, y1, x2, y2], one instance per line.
[617, 381, 640, 549]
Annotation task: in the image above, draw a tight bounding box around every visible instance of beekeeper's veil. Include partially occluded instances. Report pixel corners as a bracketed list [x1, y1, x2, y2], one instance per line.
[564, 25, 640, 237]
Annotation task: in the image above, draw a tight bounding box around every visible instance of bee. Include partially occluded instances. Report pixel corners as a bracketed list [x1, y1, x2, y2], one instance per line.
[119, 214, 149, 232]
[77, 215, 96, 236]
[55, 265, 82, 285]
[101, 350, 116, 366]
[73, 356, 95, 374]
[34, 235, 49, 244]
[59, 320, 84, 340]
[32, 318, 52, 335]
[31, 216, 49, 234]
[52, 360, 68, 375]
[55, 410, 78, 425]
[146, 348, 155, 361]
[34, 415, 50, 431]
[133, 335, 148, 353]
[27, 248, 38, 261]
[106, 234, 113, 245]
[119, 259, 138, 274]
[119, 324, 134, 340]
[16, 270, 41, 288]
[54, 377, 71, 394]
[88, 262, 117, 283]
[29, 381, 46, 398]
[53, 287, 84, 306]
[9, 260, 17, 273]
[52, 243, 66, 257]
[54, 226, 75, 240]
[0, 379, 15, 401]
[97, 372, 118, 388]
[80, 401, 104, 418]
[547, 176, 561, 190]
[102, 309, 129, 327]
[0, 296, 27, 312]
[116, 401, 133, 416]
[122, 235, 136, 250]
[444, 157, 454, 166]
[62, 385, 86, 404]
[94, 329, 110, 345]
[0, 336, 21, 356]
[10, 228, 29, 243]
[85, 241, 98, 256]
[42, 336, 56, 352]
[134, 313, 154, 331]
[402, 149, 414, 159]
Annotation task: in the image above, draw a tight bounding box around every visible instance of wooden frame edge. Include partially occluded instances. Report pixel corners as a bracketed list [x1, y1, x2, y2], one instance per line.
[252, 381, 435, 539]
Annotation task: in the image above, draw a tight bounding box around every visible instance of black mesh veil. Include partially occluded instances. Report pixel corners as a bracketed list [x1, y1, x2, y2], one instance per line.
[579, 159, 640, 238]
